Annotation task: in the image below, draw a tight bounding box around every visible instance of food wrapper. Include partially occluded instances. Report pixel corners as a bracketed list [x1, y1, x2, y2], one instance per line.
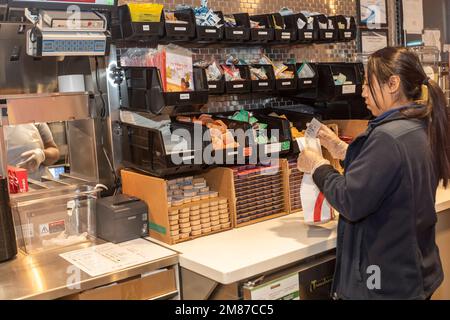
[127, 3, 163, 22]
[297, 62, 316, 79]
[206, 61, 223, 81]
[250, 67, 268, 80]
[222, 65, 243, 81]
[224, 15, 237, 27]
[194, 0, 222, 27]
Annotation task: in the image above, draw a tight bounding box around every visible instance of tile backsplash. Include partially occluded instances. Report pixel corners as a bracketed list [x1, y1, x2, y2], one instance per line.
[119, 0, 359, 113]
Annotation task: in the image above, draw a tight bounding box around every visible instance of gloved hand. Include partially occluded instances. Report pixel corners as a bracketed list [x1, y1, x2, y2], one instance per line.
[17, 148, 45, 173]
[315, 124, 348, 160]
[297, 149, 331, 174]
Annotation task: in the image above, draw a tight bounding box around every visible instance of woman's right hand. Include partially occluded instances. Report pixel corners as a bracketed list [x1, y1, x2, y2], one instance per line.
[316, 124, 348, 160]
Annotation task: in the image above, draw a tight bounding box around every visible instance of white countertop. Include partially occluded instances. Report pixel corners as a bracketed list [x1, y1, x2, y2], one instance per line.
[151, 186, 450, 285]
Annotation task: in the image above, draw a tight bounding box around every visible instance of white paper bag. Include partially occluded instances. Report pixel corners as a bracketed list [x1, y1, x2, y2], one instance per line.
[296, 135, 335, 225]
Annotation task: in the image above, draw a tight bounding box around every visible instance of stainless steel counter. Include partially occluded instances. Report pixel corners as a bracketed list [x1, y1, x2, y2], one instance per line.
[0, 239, 178, 300]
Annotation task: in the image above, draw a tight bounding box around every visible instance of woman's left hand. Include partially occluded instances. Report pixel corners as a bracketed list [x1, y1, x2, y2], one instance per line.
[297, 149, 331, 174]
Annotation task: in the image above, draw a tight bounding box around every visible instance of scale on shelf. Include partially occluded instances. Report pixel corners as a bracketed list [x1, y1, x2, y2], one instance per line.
[20, 0, 114, 57]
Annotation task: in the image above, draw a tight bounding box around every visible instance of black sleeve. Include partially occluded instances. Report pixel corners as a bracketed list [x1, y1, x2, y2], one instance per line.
[312, 130, 403, 222]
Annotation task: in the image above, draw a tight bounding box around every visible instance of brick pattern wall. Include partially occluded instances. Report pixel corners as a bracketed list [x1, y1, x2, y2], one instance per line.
[119, 0, 358, 113]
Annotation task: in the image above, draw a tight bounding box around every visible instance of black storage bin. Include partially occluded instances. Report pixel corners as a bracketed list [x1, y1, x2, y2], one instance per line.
[316, 62, 364, 101]
[164, 8, 196, 40]
[275, 64, 298, 92]
[249, 14, 275, 42]
[208, 75, 226, 94]
[115, 4, 164, 40]
[296, 62, 319, 89]
[250, 64, 276, 93]
[124, 66, 209, 114]
[268, 13, 297, 42]
[121, 122, 208, 177]
[330, 15, 356, 41]
[284, 13, 318, 43]
[313, 14, 338, 42]
[221, 111, 292, 160]
[223, 13, 251, 41]
[223, 64, 252, 94]
[164, 67, 209, 106]
[255, 107, 316, 154]
[196, 11, 225, 41]
[251, 112, 292, 159]
[192, 116, 256, 165]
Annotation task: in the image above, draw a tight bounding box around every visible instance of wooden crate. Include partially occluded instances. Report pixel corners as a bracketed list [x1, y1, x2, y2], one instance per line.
[285, 156, 303, 214]
[121, 170, 233, 245]
[200, 160, 291, 228]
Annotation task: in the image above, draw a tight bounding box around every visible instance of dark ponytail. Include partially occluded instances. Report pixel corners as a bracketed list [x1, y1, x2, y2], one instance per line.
[423, 78, 450, 187]
[368, 47, 450, 187]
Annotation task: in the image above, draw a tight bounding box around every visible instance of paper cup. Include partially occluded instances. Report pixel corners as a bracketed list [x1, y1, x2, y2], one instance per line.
[58, 74, 85, 92]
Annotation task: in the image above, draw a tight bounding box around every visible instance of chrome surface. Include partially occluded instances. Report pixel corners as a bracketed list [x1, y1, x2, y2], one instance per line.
[0, 239, 178, 300]
[0, 92, 90, 125]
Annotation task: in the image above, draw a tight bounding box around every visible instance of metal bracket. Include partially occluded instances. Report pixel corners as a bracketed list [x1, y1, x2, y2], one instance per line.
[110, 65, 124, 85]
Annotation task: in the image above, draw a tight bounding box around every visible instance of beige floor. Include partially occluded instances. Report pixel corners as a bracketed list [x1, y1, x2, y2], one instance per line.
[432, 209, 450, 299]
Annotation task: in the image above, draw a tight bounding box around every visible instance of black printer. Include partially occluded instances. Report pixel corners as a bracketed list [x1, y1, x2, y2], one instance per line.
[96, 194, 148, 244]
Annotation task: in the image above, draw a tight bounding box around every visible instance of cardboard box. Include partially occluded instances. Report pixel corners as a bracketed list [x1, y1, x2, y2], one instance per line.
[322, 119, 369, 172]
[285, 156, 303, 214]
[121, 170, 232, 245]
[64, 268, 177, 300]
[200, 160, 291, 227]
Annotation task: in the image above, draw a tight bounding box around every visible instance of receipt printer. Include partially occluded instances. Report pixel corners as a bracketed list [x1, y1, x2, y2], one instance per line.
[96, 194, 148, 243]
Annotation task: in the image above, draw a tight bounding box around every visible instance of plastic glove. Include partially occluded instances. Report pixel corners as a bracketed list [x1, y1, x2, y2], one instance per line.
[297, 149, 330, 174]
[315, 124, 348, 160]
[17, 148, 45, 173]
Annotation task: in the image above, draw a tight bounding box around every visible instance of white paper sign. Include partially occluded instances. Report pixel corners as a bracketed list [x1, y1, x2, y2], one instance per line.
[249, 273, 300, 300]
[361, 31, 388, 55]
[342, 84, 356, 94]
[402, 0, 424, 33]
[59, 239, 172, 277]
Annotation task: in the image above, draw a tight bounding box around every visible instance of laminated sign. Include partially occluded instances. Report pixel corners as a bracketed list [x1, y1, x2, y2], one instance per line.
[297, 119, 335, 224]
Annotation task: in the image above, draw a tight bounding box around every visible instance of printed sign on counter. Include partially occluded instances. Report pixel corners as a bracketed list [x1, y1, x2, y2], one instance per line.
[59, 239, 174, 277]
[245, 273, 300, 300]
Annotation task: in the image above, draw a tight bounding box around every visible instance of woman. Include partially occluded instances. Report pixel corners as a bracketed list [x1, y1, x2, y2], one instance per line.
[297, 47, 449, 299]
[7, 123, 60, 180]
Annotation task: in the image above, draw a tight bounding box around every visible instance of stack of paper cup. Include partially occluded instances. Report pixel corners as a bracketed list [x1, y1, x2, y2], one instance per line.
[58, 74, 86, 93]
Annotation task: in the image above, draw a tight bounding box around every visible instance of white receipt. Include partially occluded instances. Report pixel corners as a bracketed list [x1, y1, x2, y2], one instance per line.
[304, 118, 322, 149]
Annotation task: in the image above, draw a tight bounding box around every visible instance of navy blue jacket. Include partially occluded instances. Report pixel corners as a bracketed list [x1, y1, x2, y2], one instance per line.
[313, 109, 444, 299]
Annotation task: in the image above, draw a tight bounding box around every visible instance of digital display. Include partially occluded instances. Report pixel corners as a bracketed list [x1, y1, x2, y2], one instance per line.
[9, 0, 117, 10]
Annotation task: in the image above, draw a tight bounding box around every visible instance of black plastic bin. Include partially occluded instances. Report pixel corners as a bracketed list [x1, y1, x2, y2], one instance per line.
[284, 13, 318, 43]
[223, 64, 252, 94]
[164, 8, 196, 40]
[330, 15, 357, 42]
[223, 13, 251, 42]
[186, 115, 257, 165]
[121, 122, 209, 177]
[316, 62, 364, 101]
[221, 111, 292, 161]
[196, 11, 225, 41]
[249, 14, 275, 42]
[268, 13, 297, 42]
[114, 4, 165, 40]
[296, 62, 319, 89]
[250, 64, 276, 93]
[255, 107, 316, 154]
[124, 66, 209, 114]
[208, 75, 226, 94]
[275, 63, 298, 93]
[313, 14, 338, 42]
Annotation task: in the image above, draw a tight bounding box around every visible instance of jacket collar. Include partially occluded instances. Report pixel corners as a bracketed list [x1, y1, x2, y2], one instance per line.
[367, 103, 425, 132]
